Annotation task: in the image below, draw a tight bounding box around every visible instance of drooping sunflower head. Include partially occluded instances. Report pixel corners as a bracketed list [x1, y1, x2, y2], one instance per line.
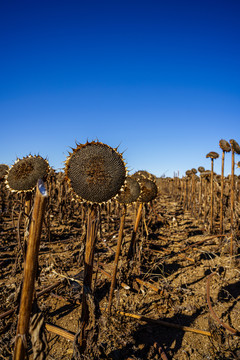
[131, 170, 156, 182]
[191, 168, 197, 174]
[206, 151, 219, 159]
[6, 155, 49, 192]
[229, 139, 240, 154]
[202, 170, 212, 180]
[0, 164, 9, 181]
[138, 178, 158, 203]
[65, 141, 127, 204]
[198, 166, 205, 173]
[219, 139, 231, 152]
[117, 176, 140, 204]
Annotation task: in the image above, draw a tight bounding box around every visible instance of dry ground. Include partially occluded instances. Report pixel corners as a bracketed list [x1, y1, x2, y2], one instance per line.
[0, 194, 240, 359]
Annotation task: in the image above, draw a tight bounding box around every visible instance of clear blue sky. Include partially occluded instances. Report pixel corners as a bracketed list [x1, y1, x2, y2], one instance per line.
[1, 0, 240, 177]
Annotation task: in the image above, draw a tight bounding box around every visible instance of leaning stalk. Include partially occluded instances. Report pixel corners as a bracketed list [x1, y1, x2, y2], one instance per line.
[13, 180, 47, 360]
[108, 204, 127, 313]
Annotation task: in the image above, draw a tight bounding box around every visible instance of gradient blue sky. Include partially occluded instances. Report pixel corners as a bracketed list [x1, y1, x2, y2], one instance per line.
[1, 0, 240, 177]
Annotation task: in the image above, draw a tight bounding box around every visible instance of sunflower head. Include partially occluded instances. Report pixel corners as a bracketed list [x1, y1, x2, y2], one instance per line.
[219, 139, 231, 152]
[65, 141, 127, 204]
[206, 151, 219, 159]
[202, 170, 212, 180]
[132, 170, 156, 182]
[138, 178, 158, 203]
[6, 155, 49, 192]
[117, 176, 140, 204]
[0, 164, 9, 181]
[198, 166, 205, 173]
[229, 139, 240, 154]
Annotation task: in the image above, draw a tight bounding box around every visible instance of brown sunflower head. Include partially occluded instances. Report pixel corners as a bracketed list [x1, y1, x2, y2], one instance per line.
[229, 139, 240, 154]
[138, 178, 158, 203]
[132, 170, 156, 182]
[185, 170, 192, 177]
[202, 170, 212, 180]
[206, 151, 219, 159]
[198, 166, 205, 173]
[6, 155, 49, 192]
[0, 164, 9, 181]
[191, 168, 197, 174]
[117, 176, 140, 204]
[65, 141, 127, 203]
[219, 139, 231, 152]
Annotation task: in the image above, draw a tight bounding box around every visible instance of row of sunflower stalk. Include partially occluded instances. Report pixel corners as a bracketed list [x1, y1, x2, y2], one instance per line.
[156, 138, 240, 256]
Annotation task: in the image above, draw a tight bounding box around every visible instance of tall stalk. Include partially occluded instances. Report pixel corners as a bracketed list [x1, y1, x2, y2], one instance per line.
[220, 150, 225, 234]
[219, 140, 231, 234]
[127, 202, 143, 259]
[185, 170, 192, 211]
[13, 180, 47, 360]
[198, 166, 205, 218]
[78, 204, 99, 352]
[203, 172, 209, 224]
[206, 152, 219, 234]
[191, 168, 197, 216]
[108, 204, 127, 313]
[108, 176, 140, 312]
[229, 139, 240, 255]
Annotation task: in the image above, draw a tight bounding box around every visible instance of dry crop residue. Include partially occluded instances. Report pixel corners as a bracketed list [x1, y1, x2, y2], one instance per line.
[0, 190, 240, 359]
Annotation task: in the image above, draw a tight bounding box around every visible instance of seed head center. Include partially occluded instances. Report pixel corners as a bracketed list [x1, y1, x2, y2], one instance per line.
[15, 162, 34, 179]
[86, 157, 111, 185]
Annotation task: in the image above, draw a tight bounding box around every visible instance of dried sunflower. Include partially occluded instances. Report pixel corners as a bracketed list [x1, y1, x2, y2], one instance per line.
[6, 155, 49, 192]
[219, 139, 231, 152]
[138, 178, 158, 203]
[117, 176, 140, 204]
[229, 139, 240, 154]
[65, 141, 127, 203]
[0, 164, 9, 180]
[132, 170, 156, 182]
[206, 152, 219, 159]
[198, 166, 205, 173]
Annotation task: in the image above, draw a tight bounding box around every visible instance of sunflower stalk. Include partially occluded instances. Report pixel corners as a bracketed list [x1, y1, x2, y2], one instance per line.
[13, 180, 47, 360]
[108, 204, 127, 313]
[127, 202, 143, 260]
[77, 204, 99, 353]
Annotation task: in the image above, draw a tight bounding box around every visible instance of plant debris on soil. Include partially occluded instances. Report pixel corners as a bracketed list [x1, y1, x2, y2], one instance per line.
[0, 175, 240, 359]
